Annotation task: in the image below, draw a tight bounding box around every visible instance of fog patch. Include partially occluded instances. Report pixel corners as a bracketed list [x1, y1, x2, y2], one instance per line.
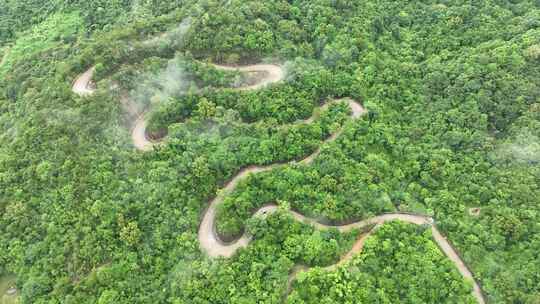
[41, 108, 82, 128]
[0, 112, 20, 142]
[167, 119, 223, 145]
[282, 59, 323, 83]
[143, 18, 192, 48]
[129, 57, 198, 116]
[139, 18, 193, 103]
[167, 258, 225, 298]
[494, 128, 540, 164]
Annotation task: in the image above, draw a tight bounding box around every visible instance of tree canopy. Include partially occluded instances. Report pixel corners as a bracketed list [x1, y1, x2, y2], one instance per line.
[1, 0, 539, 303]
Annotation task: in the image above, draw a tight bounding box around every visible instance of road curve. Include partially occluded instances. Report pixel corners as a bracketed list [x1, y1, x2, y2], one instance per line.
[72, 67, 96, 95]
[72, 67, 154, 150]
[73, 63, 285, 150]
[285, 215, 484, 303]
[128, 63, 286, 150]
[212, 64, 285, 91]
[131, 116, 154, 151]
[204, 203, 485, 303]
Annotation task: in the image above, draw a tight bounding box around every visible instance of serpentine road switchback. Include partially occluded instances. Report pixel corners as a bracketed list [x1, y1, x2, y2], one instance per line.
[72, 63, 485, 303]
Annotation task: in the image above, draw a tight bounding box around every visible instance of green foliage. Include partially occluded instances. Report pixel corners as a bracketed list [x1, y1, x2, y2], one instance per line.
[170, 209, 357, 303]
[288, 221, 476, 303]
[0, 12, 83, 77]
[0, 0, 539, 303]
[0, 0, 169, 45]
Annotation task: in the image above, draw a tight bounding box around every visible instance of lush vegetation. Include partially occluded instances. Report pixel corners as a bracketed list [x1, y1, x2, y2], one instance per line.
[289, 221, 476, 303]
[1, 0, 539, 303]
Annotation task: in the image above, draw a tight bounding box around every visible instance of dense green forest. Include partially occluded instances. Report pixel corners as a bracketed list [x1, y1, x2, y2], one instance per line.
[1, 0, 539, 303]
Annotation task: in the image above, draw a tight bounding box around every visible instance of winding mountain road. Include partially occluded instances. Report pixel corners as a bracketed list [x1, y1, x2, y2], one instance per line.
[72, 64, 285, 150]
[196, 100, 485, 303]
[72, 63, 485, 304]
[198, 99, 366, 259]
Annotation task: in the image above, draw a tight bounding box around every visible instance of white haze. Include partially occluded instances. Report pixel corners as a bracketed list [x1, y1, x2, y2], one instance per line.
[143, 18, 192, 48]
[131, 18, 195, 112]
[496, 128, 540, 164]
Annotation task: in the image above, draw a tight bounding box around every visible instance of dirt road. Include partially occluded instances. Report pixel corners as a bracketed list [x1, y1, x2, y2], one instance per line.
[196, 99, 484, 303]
[72, 63, 484, 304]
[213, 64, 285, 90]
[73, 63, 285, 150]
[197, 99, 366, 258]
[72, 67, 96, 95]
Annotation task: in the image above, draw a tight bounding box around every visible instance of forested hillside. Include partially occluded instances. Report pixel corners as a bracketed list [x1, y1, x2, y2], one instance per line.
[0, 0, 539, 303]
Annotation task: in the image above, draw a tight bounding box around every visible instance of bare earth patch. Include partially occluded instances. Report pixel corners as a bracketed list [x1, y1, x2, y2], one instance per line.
[469, 207, 481, 216]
